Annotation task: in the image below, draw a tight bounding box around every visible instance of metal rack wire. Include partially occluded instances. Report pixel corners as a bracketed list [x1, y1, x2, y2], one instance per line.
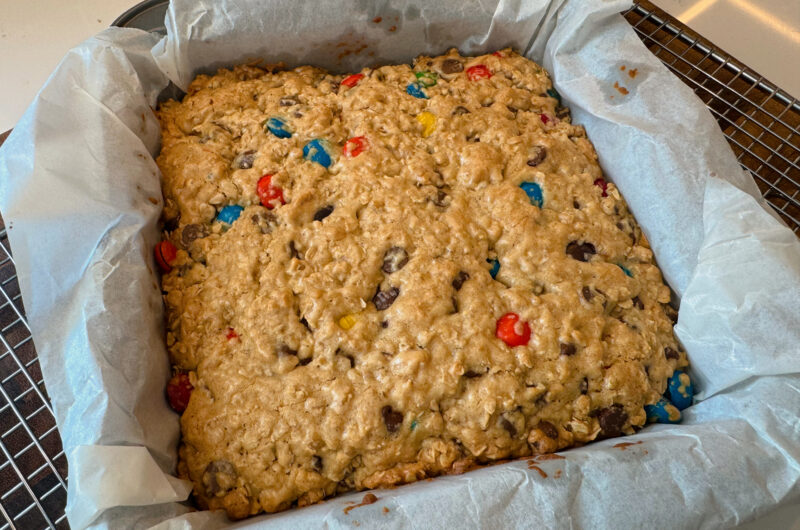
[0, 1, 797, 528]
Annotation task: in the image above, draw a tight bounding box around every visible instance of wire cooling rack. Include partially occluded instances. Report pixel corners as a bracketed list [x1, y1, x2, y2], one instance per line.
[0, 1, 798, 527]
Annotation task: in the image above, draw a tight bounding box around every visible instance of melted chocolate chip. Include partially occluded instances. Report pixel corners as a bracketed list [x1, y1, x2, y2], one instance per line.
[433, 189, 449, 207]
[500, 418, 517, 437]
[581, 286, 594, 302]
[251, 211, 277, 234]
[538, 421, 558, 439]
[566, 241, 596, 262]
[382, 247, 409, 274]
[164, 215, 180, 233]
[311, 455, 323, 472]
[559, 343, 577, 356]
[233, 150, 256, 169]
[663, 304, 679, 325]
[580, 377, 589, 395]
[313, 204, 334, 222]
[381, 405, 403, 433]
[573, 200, 581, 209]
[451, 296, 459, 314]
[298, 356, 313, 366]
[632, 296, 644, 310]
[664, 347, 680, 360]
[527, 145, 547, 167]
[556, 107, 570, 119]
[452, 106, 470, 116]
[441, 58, 464, 73]
[181, 223, 207, 247]
[452, 271, 470, 291]
[277, 344, 297, 357]
[373, 286, 400, 310]
[597, 404, 628, 437]
[279, 97, 298, 106]
[463, 370, 484, 378]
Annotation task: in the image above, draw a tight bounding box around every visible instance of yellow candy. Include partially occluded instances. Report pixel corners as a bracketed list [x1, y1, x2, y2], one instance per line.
[338, 314, 357, 330]
[416, 112, 436, 138]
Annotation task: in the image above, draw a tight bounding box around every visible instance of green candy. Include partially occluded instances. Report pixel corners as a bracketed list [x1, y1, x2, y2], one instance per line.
[415, 71, 438, 88]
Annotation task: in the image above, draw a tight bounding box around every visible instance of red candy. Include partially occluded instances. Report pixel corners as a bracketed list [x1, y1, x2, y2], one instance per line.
[495, 313, 531, 347]
[594, 178, 609, 197]
[492, 51, 503, 57]
[226, 327, 238, 340]
[154, 240, 177, 272]
[257, 174, 286, 209]
[466, 64, 492, 81]
[166, 372, 193, 413]
[540, 114, 551, 125]
[341, 73, 365, 88]
[343, 136, 369, 158]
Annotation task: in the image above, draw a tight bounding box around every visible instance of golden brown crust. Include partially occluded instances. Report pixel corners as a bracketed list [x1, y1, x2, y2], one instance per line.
[157, 48, 686, 519]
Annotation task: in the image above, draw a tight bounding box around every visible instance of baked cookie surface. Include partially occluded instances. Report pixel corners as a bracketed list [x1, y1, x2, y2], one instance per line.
[156, 49, 687, 519]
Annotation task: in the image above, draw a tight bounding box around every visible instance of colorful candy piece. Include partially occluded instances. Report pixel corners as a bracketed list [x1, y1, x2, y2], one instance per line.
[303, 139, 333, 168]
[155, 240, 177, 272]
[594, 178, 609, 197]
[406, 83, 428, 99]
[540, 114, 551, 125]
[415, 71, 438, 87]
[266, 117, 292, 139]
[466, 64, 492, 81]
[410, 419, 419, 431]
[520, 182, 544, 208]
[645, 398, 682, 424]
[341, 73, 365, 88]
[546, 87, 562, 105]
[343, 136, 369, 158]
[667, 370, 694, 410]
[338, 313, 357, 330]
[216, 205, 243, 225]
[416, 112, 436, 138]
[488, 258, 500, 278]
[226, 327, 239, 340]
[492, 51, 504, 58]
[495, 312, 531, 347]
[257, 174, 286, 209]
[618, 264, 633, 277]
[166, 372, 193, 413]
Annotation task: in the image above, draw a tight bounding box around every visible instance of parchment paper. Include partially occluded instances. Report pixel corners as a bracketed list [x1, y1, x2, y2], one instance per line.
[0, 0, 798, 528]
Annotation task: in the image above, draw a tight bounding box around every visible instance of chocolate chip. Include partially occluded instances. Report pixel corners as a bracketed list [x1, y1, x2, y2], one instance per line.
[381, 320, 389, 328]
[451, 296, 459, 314]
[596, 404, 628, 437]
[373, 286, 400, 310]
[452, 271, 470, 291]
[556, 107, 570, 119]
[293, 111, 303, 119]
[664, 347, 680, 360]
[313, 204, 334, 222]
[581, 286, 594, 302]
[580, 377, 589, 394]
[538, 421, 558, 439]
[164, 215, 180, 233]
[632, 296, 644, 310]
[566, 241, 596, 262]
[381, 405, 403, 433]
[441, 59, 464, 74]
[298, 356, 313, 366]
[559, 343, 576, 356]
[233, 150, 256, 169]
[311, 455, 323, 472]
[573, 200, 580, 209]
[277, 344, 297, 357]
[280, 96, 298, 106]
[463, 370, 484, 378]
[181, 223, 207, 247]
[382, 247, 409, 274]
[526, 145, 547, 167]
[202, 460, 237, 497]
[452, 106, 470, 115]
[500, 417, 517, 437]
[250, 211, 277, 234]
[300, 317, 312, 332]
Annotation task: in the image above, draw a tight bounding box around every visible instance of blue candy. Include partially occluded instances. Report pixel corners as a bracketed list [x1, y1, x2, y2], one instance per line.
[488, 258, 500, 278]
[266, 117, 292, 139]
[546, 87, 562, 105]
[303, 139, 332, 168]
[618, 264, 633, 277]
[406, 83, 428, 99]
[667, 370, 694, 410]
[217, 205, 243, 225]
[520, 181, 544, 208]
[645, 398, 682, 424]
